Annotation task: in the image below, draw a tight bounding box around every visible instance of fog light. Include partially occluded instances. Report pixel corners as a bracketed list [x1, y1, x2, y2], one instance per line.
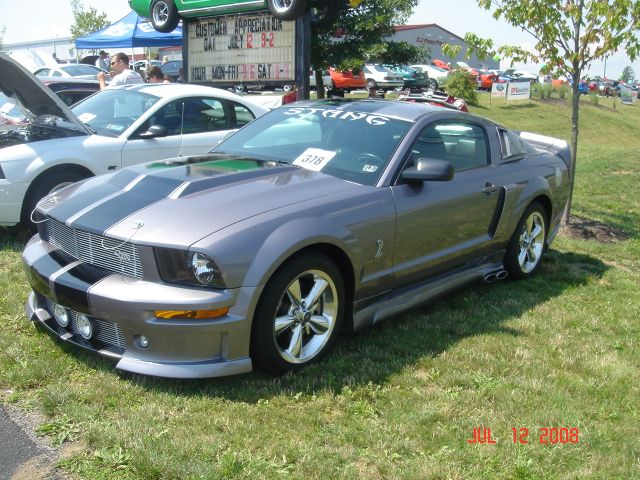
[53, 304, 69, 327]
[76, 314, 93, 339]
[134, 335, 150, 349]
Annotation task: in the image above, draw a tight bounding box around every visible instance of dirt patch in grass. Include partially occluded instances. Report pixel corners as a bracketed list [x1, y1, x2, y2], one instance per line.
[561, 216, 630, 243]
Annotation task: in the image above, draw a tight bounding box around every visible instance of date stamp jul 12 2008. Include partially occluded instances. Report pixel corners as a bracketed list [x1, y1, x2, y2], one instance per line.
[467, 427, 580, 445]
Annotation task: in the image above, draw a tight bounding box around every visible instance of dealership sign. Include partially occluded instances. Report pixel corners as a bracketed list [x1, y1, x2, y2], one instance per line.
[186, 12, 296, 85]
[507, 82, 531, 100]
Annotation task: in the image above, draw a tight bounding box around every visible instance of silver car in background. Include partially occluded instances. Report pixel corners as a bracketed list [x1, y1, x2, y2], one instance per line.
[23, 99, 571, 378]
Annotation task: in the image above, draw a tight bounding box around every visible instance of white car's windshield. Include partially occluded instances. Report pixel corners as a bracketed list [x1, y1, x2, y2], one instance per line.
[72, 90, 160, 137]
[212, 103, 412, 186]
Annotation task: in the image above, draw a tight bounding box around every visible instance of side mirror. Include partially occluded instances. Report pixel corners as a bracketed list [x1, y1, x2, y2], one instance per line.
[401, 158, 454, 182]
[139, 124, 168, 139]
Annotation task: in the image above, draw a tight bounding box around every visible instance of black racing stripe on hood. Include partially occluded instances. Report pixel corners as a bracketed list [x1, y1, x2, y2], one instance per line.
[70, 175, 184, 234]
[54, 263, 112, 314]
[178, 164, 299, 197]
[46, 169, 142, 220]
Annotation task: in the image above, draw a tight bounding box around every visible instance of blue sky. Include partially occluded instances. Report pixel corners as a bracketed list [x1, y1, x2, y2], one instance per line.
[1, 0, 638, 79]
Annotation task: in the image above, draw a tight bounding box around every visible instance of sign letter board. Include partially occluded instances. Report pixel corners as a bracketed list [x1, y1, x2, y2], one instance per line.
[186, 12, 296, 87]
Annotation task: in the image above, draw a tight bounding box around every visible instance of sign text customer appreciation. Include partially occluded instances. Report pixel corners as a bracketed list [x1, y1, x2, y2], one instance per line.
[188, 13, 296, 84]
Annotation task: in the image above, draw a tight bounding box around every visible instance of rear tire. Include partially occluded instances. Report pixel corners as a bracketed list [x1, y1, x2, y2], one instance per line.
[268, 0, 308, 20]
[150, 0, 179, 33]
[504, 202, 547, 280]
[251, 254, 344, 375]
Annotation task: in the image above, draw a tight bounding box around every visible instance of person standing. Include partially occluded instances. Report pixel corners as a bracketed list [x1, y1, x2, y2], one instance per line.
[95, 50, 109, 71]
[146, 66, 170, 84]
[97, 52, 143, 90]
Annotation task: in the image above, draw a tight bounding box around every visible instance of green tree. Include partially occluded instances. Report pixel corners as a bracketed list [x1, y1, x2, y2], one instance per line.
[70, 0, 110, 42]
[619, 65, 636, 83]
[453, 0, 640, 225]
[310, 0, 419, 97]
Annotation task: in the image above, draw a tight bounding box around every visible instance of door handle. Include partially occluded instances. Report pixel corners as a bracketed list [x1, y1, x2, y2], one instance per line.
[481, 183, 502, 194]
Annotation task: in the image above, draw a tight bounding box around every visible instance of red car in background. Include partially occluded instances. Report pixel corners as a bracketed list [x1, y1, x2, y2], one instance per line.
[477, 70, 500, 90]
[328, 68, 367, 91]
[432, 59, 451, 71]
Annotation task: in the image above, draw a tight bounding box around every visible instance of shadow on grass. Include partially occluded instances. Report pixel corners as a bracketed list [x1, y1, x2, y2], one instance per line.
[0, 226, 31, 252]
[94, 248, 606, 402]
[5, 224, 608, 400]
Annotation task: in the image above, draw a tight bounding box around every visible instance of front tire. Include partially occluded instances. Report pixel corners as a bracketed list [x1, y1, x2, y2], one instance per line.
[150, 0, 179, 33]
[22, 170, 90, 227]
[504, 202, 547, 280]
[268, 0, 308, 20]
[251, 254, 344, 375]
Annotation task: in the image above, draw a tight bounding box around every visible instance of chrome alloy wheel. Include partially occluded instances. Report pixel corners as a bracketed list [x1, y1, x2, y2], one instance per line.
[271, 0, 294, 14]
[272, 269, 338, 364]
[152, 1, 169, 28]
[518, 211, 546, 273]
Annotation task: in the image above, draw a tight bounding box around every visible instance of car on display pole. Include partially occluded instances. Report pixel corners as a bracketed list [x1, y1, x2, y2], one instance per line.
[363, 64, 405, 91]
[129, 0, 357, 32]
[0, 52, 269, 227]
[23, 98, 571, 379]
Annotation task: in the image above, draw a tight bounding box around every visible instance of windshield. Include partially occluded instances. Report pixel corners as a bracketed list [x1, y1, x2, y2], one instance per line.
[61, 64, 101, 76]
[72, 89, 159, 137]
[0, 93, 25, 125]
[212, 103, 412, 186]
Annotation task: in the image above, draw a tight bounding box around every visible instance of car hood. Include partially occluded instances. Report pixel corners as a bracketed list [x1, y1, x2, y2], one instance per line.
[39, 154, 362, 247]
[0, 52, 91, 135]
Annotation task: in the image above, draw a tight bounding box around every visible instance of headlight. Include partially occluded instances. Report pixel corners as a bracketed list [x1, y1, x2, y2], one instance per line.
[154, 248, 225, 288]
[189, 252, 224, 286]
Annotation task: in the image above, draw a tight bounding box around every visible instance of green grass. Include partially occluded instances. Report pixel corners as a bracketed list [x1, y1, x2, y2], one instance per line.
[1, 97, 639, 479]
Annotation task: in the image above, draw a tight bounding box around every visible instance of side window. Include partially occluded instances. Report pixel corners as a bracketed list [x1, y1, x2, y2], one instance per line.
[498, 128, 526, 159]
[408, 121, 489, 172]
[233, 102, 255, 127]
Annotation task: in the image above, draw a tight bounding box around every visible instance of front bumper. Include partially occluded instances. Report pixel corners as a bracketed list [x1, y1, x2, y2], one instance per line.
[0, 179, 28, 226]
[23, 237, 257, 379]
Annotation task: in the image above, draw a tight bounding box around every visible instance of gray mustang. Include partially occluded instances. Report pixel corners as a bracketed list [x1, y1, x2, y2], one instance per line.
[22, 99, 571, 378]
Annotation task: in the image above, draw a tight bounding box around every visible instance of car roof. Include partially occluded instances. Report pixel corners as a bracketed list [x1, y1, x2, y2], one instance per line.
[290, 98, 464, 122]
[108, 83, 250, 101]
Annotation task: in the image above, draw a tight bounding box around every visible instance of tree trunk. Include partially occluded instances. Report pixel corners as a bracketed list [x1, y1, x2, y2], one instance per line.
[562, 70, 581, 226]
[315, 70, 326, 99]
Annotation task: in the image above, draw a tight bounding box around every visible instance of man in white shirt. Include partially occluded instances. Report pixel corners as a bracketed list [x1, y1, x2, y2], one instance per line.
[95, 50, 109, 71]
[97, 52, 143, 90]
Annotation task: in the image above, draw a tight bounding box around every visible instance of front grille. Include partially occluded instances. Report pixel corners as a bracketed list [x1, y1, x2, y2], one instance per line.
[42, 218, 143, 279]
[46, 298, 127, 351]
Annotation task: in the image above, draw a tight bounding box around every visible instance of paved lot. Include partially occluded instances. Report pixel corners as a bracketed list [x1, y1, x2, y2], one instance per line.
[0, 406, 62, 480]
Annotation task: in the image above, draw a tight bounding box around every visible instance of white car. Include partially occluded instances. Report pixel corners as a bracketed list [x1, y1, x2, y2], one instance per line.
[33, 64, 107, 79]
[410, 64, 450, 86]
[363, 64, 405, 91]
[309, 70, 333, 90]
[0, 52, 269, 227]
